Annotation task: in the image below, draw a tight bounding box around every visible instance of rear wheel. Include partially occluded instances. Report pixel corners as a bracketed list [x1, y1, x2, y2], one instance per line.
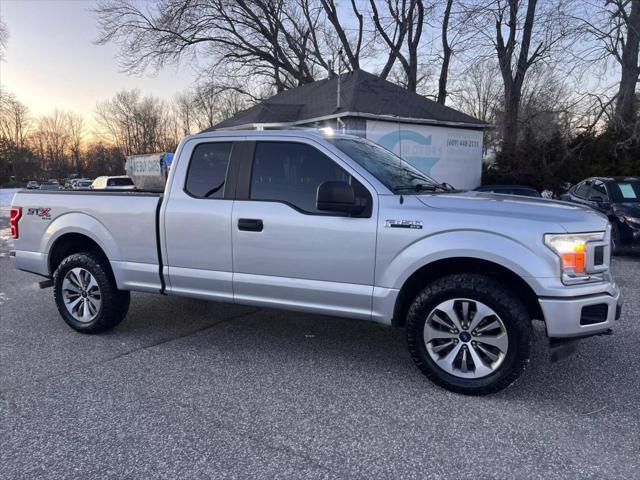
[53, 252, 130, 333]
[406, 274, 532, 395]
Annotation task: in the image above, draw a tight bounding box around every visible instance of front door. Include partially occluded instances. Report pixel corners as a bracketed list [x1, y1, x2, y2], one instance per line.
[232, 140, 378, 320]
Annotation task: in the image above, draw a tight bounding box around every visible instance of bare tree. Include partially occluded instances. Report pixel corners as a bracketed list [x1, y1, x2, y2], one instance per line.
[437, 0, 454, 103]
[370, 0, 426, 91]
[464, 0, 574, 162]
[173, 93, 194, 136]
[95, 89, 179, 155]
[453, 59, 502, 123]
[317, 0, 364, 71]
[575, 0, 640, 134]
[67, 113, 84, 176]
[0, 90, 32, 181]
[94, 0, 325, 93]
[0, 90, 31, 151]
[611, 0, 640, 130]
[32, 111, 73, 177]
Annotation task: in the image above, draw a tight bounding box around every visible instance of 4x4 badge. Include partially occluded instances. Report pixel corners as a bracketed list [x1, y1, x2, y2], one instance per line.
[385, 219, 423, 229]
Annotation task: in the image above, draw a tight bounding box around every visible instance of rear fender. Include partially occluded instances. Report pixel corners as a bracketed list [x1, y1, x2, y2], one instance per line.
[42, 212, 121, 272]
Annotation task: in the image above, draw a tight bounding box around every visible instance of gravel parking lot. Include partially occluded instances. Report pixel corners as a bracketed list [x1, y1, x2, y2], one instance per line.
[1, 189, 639, 479]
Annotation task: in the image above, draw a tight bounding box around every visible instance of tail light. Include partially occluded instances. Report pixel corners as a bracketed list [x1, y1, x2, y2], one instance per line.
[10, 207, 22, 239]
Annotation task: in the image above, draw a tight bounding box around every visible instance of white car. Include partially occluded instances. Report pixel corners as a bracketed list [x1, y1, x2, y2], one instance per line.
[91, 176, 136, 191]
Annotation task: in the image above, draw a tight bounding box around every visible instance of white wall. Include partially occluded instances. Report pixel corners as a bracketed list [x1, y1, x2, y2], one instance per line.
[365, 120, 483, 190]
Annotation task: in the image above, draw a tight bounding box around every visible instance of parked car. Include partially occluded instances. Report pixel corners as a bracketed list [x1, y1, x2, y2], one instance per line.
[561, 176, 640, 254]
[72, 179, 93, 190]
[39, 180, 60, 190]
[474, 185, 541, 197]
[91, 176, 136, 191]
[9, 130, 621, 395]
[26, 180, 39, 190]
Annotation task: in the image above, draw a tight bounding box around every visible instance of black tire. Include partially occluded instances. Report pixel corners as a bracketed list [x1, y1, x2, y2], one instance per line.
[406, 273, 532, 395]
[53, 252, 130, 334]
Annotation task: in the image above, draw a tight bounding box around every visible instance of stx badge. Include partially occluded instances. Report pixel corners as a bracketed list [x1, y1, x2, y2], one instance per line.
[27, 208, 52, 220]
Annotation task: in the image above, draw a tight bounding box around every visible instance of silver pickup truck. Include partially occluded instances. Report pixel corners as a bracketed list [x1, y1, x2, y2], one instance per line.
[9, 130, 622, 394]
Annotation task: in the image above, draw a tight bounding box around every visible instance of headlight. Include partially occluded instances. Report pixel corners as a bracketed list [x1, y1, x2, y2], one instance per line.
[544, 232, 605, 281]
[622, 215, 640, 225]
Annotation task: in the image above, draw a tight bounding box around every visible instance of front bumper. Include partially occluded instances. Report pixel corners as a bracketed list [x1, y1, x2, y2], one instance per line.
[539, 284, 622, 338]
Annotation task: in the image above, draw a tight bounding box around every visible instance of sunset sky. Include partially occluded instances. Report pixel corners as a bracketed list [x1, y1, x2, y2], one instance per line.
[0, 0, 195, 124]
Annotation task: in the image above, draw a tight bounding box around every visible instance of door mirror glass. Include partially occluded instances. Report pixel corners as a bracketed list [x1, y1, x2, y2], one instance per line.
[316, 181, 363, 214]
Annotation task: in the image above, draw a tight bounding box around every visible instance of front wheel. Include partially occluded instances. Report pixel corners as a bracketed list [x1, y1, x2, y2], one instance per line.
[406, 274, 532, 395]
[53, 252, 130, 333]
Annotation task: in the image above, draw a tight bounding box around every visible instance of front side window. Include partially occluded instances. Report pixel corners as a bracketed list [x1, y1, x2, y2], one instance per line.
[250, 142, 351, 214]
[185, 142, 233, 198]
[611, 179, 640, 203]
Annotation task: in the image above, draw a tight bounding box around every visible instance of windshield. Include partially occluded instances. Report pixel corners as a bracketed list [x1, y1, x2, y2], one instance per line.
[611, 179, 640, 203]
[332, 138, 445, 192]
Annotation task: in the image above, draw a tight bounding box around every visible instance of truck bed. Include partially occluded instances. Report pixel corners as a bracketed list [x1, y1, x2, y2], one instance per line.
[11, 189, 163, 292]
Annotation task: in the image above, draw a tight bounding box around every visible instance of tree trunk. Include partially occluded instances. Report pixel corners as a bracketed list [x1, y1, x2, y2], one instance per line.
[615, 0, 640, 130]
[437, 0, 454, 104]
[501, 86, 521, 162]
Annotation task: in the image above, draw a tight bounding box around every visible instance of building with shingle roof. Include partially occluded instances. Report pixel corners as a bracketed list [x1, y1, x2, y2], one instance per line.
[205, 70, 488, 189]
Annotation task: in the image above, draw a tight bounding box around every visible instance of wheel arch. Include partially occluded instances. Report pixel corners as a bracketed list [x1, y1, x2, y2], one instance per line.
[49, 233, 112, 277]
[392, 257, 544, 327]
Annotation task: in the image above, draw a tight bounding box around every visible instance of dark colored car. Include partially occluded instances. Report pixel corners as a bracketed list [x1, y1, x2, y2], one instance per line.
[561, 177, 640, 254]
[26, 180, 39, 190]
[474, 185, 541, 197]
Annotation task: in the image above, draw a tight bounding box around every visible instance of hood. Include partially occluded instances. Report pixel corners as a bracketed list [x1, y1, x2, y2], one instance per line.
[416, 191, 608, 233]
[612, 202, 640, 218]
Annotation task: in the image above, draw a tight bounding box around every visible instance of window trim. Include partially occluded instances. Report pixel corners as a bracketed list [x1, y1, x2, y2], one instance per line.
[182, 141, 237, 200]
[237, 140, 373, 218]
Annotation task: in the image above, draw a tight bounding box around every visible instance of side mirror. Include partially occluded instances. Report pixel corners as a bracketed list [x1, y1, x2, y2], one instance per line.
[316, 181, 364, 215]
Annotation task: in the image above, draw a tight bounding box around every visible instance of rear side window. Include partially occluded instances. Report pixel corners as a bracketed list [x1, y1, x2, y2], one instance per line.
[185, 142, 233, 198]
[107, 178, 134, 186]
[249, 142, 351, 214]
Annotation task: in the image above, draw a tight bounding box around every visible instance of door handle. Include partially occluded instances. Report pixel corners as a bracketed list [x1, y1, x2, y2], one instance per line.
[238, 218, 263, 232]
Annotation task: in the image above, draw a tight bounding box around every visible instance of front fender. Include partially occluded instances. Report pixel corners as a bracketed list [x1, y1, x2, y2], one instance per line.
[378, 229, 559, 294]
[42, 212, 122, 271]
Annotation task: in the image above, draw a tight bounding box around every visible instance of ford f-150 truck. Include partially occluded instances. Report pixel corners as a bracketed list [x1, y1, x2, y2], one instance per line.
[9, 130, 622, 395]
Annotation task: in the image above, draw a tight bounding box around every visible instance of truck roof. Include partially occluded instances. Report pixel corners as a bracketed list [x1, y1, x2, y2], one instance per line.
[185, 128, 361, 142]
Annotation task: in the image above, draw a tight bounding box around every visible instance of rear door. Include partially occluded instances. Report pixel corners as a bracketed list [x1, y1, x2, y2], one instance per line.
[162, 139, 239, 301]
[231, 139, 378, 319]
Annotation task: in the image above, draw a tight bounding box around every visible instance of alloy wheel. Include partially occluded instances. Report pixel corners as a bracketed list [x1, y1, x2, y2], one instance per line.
[423, 298, 509, 379]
